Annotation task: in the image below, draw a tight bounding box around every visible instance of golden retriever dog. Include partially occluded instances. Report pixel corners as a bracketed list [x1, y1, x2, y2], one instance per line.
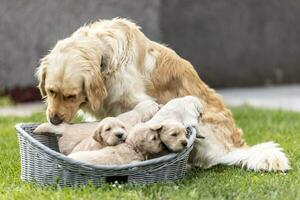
[68, 123, 164, 165]
[34, 117, 127, 155]
[36, 18, 290, 172]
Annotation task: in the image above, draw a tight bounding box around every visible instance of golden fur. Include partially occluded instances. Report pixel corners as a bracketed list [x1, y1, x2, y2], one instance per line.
[37, 18, 290, 171]
[68, 123, 164, 165]
[33, 117, 127, 155]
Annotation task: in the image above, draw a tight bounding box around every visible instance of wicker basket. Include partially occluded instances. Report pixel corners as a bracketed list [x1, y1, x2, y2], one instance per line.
[15, 123, 196, 187]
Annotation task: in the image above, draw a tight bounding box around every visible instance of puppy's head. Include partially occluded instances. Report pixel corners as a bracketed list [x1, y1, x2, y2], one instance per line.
[93, 117, 127, 146]
[127, 123, 163, 155]
[156, 120, 188, 152]
[36, 35, 108, 124]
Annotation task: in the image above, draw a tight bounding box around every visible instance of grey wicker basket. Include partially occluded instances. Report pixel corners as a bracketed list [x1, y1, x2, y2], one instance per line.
[15, 123, 196, 187]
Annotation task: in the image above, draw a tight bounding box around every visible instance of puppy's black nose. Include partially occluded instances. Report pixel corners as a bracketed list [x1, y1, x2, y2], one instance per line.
[115, 132, 124, 139]
[181, 140, 188, 147]
[50, 115, 63, 125]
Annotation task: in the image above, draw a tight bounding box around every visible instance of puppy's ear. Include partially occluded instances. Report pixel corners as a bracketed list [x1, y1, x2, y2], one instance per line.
[83, 66, 107, 112]
[93, 127, 103, 143]
[150, 124, 163, 133]
[36, 56, 48, 97]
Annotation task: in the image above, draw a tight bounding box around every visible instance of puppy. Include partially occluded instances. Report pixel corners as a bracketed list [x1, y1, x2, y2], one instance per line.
[157, 120, 188, 152]
[146, 96, 204, 138]
[117, 100, 160, 128]
[34, 117, 127, 155]
[71, 117, 127, 153]
[34, 100, 158, 154]
[68, 123, 164, 165]
[148, 120, 189, 159]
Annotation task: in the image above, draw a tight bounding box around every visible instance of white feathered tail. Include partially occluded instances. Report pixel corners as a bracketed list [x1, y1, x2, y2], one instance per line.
[219, 141, 290, 172]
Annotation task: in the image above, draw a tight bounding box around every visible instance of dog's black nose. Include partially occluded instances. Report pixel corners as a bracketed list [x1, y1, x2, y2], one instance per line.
[115, 132, 124, 139]
[181, 140, 188, 147]
[50, 115, 63, 125]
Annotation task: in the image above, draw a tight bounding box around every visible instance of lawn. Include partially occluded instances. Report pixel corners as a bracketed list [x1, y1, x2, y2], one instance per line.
[0, 106, 299, 200]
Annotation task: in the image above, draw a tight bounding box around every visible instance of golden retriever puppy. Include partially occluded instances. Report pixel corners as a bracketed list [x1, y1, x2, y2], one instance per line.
[147, 96, 204, 131]
[34, 117, 127, 155]
[149, 120, 189, 159]
[71, 117, 127, 153]
[157, 120, 188, 152]
[68, 123, 164, 165]
[37, 18, 290, 172]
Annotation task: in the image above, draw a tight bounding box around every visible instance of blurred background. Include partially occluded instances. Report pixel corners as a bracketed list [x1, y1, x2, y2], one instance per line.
[0, 0, 299, 111]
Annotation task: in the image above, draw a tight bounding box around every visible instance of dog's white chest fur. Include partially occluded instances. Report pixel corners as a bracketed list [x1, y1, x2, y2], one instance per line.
[100, 63, 153, 117]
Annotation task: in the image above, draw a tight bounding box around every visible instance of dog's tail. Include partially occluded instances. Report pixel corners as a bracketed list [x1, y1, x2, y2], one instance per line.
[219, 141, 290, 172]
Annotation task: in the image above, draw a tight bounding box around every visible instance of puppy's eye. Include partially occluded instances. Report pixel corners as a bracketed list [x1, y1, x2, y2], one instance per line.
[105, 127, 111, 132]
[66, 95, 76, 100]
[171, 133, 178, 137]
[152, 136, 157, 141]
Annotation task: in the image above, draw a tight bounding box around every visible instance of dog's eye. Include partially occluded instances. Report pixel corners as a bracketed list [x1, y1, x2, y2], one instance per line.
[105, 127, 111, 132]
[171, 132, 178, 137]
[49, 90, 55, 96]
[152, 136, 157, 141]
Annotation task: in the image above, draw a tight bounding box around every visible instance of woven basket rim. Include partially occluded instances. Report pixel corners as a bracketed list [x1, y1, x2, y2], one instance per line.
[16, 123, 196, 171]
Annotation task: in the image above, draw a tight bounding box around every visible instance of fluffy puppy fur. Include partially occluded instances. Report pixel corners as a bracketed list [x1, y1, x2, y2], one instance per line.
[149, 120, 189, 159]
[156, 120, 188, 152]
[37, 18, 290, 172]
[72, 117, 127, 153]
[34, 117, 127, 155]
[146, 96, 204, 130]
[117, 99, 160, 128]
[68, 123, 163, 165]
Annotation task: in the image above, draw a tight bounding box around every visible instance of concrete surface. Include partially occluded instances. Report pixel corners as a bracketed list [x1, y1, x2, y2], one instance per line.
[218, 84, 300, 111]
[0, 102, 44, 116]
[0, 85, 299, 116]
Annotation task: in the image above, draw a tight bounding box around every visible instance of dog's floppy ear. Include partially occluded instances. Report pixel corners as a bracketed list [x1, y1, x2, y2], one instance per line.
[36, 56, 48, 97]
[150, 124, 163, 133]
[93, 126, 103, 143]
[83, 66, 107, 112]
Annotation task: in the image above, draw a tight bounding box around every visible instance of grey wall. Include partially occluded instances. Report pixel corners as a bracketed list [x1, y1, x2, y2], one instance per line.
[0, 0, 160, 89]
[161, 0, 300, 87]
[1, 0, 300, 89]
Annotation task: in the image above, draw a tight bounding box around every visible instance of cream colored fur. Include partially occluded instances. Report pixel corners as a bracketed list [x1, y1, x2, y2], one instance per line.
[37, 18, 290, 172]
[68, 123, 164, 165]
[117, 99, 160, 128]
[34, 117, 127, 155]
[146, 96, 203, 129]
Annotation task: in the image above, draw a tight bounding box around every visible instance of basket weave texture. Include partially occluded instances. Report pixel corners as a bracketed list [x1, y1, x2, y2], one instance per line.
[15, 123, 196, 187]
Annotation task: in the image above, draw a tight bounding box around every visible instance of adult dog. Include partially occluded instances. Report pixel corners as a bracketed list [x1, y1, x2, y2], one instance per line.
[36, 18, 290, 172]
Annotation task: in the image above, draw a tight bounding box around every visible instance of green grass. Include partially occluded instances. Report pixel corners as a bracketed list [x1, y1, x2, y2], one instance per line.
[0, 106, 299, 200]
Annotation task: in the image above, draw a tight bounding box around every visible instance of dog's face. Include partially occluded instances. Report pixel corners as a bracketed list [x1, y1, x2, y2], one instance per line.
[128, 123, 164, 154]
[156, 120, 188, 152]
[36, 38, 107, 124]
[93, 117, 127, 146]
